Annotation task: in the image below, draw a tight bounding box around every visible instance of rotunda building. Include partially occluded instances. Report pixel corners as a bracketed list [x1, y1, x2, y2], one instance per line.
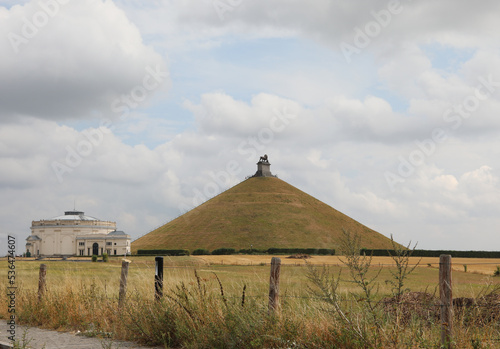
[25, 210, 131, 257]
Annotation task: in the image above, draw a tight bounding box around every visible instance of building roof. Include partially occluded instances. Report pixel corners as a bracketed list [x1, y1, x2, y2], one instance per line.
[50, 210, 100, 221]
[107, 230, 128, 236]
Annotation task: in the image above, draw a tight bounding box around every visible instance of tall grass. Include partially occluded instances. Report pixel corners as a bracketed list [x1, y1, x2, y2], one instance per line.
[1, 254, 500, 348]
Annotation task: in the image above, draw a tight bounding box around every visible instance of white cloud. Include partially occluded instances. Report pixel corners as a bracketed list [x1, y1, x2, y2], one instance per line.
[135, 1, 500, 55]
[3, 1, 500, 257]
[0, 0, 167, 121]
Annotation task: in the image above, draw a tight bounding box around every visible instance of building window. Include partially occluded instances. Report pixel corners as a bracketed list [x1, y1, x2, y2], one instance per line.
[106, 242, 112, 246]
[79, 250, 84, 256]
[78, 242, 85, 246]
[114, 249, 117, 255]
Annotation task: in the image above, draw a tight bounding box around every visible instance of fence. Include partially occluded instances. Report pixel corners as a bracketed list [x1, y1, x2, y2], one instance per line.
[30, 255, 500, 348]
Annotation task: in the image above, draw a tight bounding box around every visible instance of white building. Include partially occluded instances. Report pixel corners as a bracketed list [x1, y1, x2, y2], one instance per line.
[25, 210, 131, 257]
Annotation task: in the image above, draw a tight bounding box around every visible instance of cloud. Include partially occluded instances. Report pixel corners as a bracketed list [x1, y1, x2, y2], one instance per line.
[2, 89, 500, 255]
[3, 1, 500, 257]
[157, 0, 500, 55]
[0, 0, 167, 122]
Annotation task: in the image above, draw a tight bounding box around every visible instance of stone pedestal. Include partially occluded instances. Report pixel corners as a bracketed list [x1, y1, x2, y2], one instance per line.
[254, 161, 273, 177]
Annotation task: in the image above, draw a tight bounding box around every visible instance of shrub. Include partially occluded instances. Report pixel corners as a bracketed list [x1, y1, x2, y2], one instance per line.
[102, 253, 109, 262]
[360, 249, 500, 258]
[192, 249, 210, 255]
[137, 249, 190, 256]
[267, 248, 335, 255]
[494, 266, 500, 277]
[91, 255, 97, 262]
[211, 248, 236, 255]
[238, 248, 265, 254]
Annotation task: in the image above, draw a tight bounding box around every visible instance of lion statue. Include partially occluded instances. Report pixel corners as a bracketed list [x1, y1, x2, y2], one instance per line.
[259, 154, 268, 163]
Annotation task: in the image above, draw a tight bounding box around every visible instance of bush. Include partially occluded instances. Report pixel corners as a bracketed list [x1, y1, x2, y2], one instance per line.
[137, 249, 190, 256]
[360, 249, 500, 258]
[192, 249, 210, 255]
[91, 255, 97, 262]
[267, 248, 335, 255]
[211, 248, 236, 255]
[238, 248, 265, 254]
[102, 253, 109, 262]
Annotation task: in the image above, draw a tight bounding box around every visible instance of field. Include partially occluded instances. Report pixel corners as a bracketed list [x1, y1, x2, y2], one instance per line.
[2, 255, 500, 348]
[2, 255, 499, 297]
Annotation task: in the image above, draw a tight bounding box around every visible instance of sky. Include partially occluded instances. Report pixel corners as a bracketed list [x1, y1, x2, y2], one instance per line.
[1, 0, 500, 256]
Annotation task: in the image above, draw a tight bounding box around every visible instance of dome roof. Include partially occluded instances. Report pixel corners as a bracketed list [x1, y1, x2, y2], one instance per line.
[108, 230, 127, 236]
[50, 210, 99, 221]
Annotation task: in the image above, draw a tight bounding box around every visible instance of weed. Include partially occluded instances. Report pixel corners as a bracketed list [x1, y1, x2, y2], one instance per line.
[338, 228, 382, 344]
[385, 234, 420, 302]
[12, 328, 33, 349]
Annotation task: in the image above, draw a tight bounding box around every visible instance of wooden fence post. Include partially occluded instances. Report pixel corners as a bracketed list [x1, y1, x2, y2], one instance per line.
[155, 256, 164, 301]
[118, 259, 130, 308]
[439, 254, 453, 348]
[268, 257, 281, 314]
[38, 264, 47, 302]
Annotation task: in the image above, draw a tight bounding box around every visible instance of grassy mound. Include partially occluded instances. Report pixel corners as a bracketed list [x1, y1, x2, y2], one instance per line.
[132, 177, 394, 253]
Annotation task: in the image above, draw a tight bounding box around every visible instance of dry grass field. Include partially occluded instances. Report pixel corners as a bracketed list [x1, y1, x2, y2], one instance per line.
[192, 254, 500, 274]
[2, 255, 499, 298]
[2, 255, 500, 348]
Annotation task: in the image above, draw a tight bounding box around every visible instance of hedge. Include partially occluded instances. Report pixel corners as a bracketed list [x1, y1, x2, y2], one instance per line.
[238, 248, 266, 254]
[211, 248, 236, 255]
[137, 249, 190, 256]
[192, 249, 210, 255]
[267, 248, 335, 255]
[359, 249, 500, 258]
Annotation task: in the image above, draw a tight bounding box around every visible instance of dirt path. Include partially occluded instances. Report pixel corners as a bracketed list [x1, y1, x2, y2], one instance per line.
[0, 322, 162, 349]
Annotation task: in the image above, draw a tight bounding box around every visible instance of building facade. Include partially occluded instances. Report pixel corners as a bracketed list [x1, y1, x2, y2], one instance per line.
[25, 210, 131, 257]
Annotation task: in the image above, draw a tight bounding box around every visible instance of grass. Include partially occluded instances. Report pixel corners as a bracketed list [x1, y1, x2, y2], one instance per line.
[132, 176, 396, 252]
[3, 256, 496, 297]
[1, 255, 500, 348]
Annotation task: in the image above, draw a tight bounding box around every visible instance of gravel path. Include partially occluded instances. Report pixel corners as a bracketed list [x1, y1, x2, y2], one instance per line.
[0, 322, 163, 349]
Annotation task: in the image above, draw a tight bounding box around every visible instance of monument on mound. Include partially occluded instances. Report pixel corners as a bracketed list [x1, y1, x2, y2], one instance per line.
[132, 155, 396, 253]
[252, 154, 275, 177]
